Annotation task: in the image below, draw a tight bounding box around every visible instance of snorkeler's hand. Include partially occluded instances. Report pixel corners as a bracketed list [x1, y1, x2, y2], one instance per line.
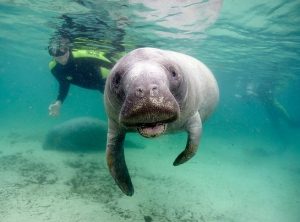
[48, 101, 62, 117]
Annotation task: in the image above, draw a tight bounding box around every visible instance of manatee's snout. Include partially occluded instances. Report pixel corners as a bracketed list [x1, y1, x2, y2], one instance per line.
[120, 82, 179, 138]
[134, 83, 159, 97]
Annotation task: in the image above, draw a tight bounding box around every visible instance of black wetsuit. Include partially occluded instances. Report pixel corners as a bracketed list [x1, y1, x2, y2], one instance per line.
[50, 51, 112, 103]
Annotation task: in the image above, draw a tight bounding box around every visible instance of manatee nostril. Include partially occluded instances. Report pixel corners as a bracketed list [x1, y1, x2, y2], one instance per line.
[152, 85, 158, 91]
[135, 87, 144, 97]
[150, 84, 159, 96]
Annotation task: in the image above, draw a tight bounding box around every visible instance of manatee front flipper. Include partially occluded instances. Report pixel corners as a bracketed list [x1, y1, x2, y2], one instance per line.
[106, 120, 134, 196]
[173, 112, 202, 166]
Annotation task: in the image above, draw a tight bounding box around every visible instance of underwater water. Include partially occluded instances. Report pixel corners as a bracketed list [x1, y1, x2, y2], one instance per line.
[1, 0, 300, 221]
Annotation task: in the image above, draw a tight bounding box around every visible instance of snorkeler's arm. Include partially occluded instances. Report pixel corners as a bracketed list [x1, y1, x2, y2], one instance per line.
[272, 99, 291, 122]
[57, 80, 70, 103]
[49, 80, 69, 117]
[271, 98, 300, 128]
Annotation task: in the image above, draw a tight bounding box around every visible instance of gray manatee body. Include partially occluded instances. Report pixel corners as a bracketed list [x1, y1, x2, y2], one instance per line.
[43, 117, 140, 151]
[104, 47, 219, 196]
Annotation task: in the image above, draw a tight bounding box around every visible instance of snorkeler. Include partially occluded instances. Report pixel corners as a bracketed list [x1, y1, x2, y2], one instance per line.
[245, 80, 300, 128]
[47, 37, 114, 117]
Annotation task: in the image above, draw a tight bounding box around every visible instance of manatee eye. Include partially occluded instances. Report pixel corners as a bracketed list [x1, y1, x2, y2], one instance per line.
[168, 65, 180, 80]
[112, 71, 122, 88]
[111, 71, 125, 100]
[166, 65, 182, 92]
[171, 70, 177, 78]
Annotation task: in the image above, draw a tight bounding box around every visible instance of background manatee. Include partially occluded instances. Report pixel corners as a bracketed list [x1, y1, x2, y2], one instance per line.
[43, 117, 141, 152]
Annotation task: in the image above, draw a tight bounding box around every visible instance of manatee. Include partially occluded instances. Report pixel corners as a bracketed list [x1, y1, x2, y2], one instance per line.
[43, 117, 140, 151]
[104, 47, 219, 196]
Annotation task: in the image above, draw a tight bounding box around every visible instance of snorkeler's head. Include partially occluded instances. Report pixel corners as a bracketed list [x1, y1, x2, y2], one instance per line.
[48, 37, 71, 57]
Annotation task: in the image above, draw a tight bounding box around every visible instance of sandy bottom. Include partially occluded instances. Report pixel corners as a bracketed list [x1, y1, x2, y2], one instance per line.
[0, 128, 299, 222]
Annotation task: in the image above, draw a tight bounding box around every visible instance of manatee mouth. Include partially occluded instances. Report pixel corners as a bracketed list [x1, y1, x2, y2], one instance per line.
[120, 90, 180, 136]
[137, 123, 167, 138]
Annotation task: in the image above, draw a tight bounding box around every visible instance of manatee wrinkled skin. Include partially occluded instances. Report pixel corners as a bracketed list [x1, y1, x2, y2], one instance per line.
[104, 47, 219, 196]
